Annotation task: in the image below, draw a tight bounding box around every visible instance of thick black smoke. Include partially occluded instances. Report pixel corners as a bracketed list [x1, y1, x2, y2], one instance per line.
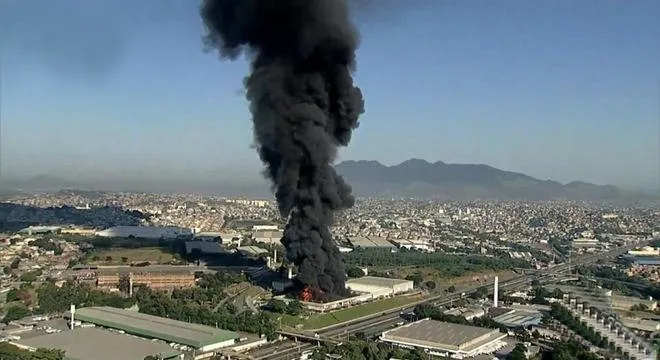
[201, 0, 364, 296]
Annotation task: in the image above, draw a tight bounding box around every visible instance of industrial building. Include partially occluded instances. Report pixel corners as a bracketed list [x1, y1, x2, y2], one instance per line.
[65, 306, 239, 356]
[95, 226, 193, 239]
[444, 307, 485, 320]
[237, 246, 269, 258]
[13, 327, 183, 360]
[96, 272, 196, 291]
[346, 276, 414, 298]
[348, 236, 396, 249]
[380, 319, 507, 357]
[390, 239, 433, 252]
[252, 230, 283, 244]
[491, 309, 543, 328]
[185, 241, 228, 255]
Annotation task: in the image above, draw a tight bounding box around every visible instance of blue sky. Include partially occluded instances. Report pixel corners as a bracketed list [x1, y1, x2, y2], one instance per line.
[1, 0, 659, 190]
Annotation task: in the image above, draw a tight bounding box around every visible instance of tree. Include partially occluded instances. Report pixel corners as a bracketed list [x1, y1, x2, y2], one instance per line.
[6, 288, 19, 302]
[105, 256, 113, 262]
[447, 285, 456, 293]
[20, 270, 41, 283]
[267, 299, 287, 313]
[118, 275, 131, 294]
[423, 280, 436, 290]
[510, 344, 527, 360]
[121, 257, 129, 263]
[3, 304, 31, 323]
[286, 300, 304, 316]
[405, 273, 423, 287]
[3, 266, 11, 275]
[10, 258, 20, 269]
[346, 267, 365, 278]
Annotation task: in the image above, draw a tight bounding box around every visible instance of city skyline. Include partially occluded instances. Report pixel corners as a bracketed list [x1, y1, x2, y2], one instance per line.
[1, 0, 659, 191]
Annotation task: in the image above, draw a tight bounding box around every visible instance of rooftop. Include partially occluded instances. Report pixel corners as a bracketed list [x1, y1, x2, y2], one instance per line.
[381, 319, 504, 353]
[493, 310, 542, 327]
[348, 236, 395, 248]
[237, 246, 269, 256]
[69, 306, 238, 348]
[347, 276, 413, 288]
[16, 327, 180, 360]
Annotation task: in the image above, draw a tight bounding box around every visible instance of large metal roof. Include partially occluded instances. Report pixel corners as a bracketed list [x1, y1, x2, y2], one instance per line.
[70, 306, 238, 349]
[17, 327, 181, 360]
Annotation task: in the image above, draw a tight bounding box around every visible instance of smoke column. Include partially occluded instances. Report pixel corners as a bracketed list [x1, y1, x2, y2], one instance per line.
[201, 0, 364, 296]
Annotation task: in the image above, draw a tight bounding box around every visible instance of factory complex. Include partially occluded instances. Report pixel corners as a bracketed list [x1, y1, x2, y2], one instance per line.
[380, 319, 508, 357]
[294, 276, 415, 312]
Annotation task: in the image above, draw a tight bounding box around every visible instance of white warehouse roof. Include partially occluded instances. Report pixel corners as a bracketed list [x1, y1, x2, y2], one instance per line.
[347, 276, 413, 288]
[95, 226, 193, 239]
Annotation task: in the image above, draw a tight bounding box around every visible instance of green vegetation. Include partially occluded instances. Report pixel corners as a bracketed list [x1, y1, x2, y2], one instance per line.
[0, 343, 65, 360]
[345, 248, 530, 278]
[311, 340, 423, 360]
[35, 281, 134, 314]
[84, 247, 180, 265]
[20, 269, 42, 283]
[267, 299, 304, 316]
[413, 303, 506, 332]
[27, 238, 63, 255]
[134, 272, 279, 340]
[284, 295, 423, 330]
[578, 265, 660, 299]
[2, 304, 31, 323]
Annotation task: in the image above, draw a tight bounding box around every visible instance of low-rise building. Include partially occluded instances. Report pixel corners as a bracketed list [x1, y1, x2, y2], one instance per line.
[64, 306, 239, 356]
[380, 319, 507, 358]
[346, 276, 414, 298]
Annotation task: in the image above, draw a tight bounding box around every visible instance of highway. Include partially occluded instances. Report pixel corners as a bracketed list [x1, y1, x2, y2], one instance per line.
[243, 241, 645, 360]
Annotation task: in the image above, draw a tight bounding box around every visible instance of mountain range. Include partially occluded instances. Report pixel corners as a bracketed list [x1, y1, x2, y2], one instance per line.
[334, 159, 635, 201]
[0, 159, 653, 202]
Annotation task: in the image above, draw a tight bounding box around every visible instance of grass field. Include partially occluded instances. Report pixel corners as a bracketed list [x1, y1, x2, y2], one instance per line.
[281, 294, 425, 330]
[85, 247, 178, 265]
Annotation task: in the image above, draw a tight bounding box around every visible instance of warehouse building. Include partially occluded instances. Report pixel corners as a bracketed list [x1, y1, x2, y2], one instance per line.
[348, 236, 396, 249]
[380, 319, 507, 357]
[13, 327, 183, 360]
[346, 276, 414, 298]
[96, 272, 196, 291]
[95, 226, 193, 239]
[491, 309, 543, 328]
[65, 307, 239, 356]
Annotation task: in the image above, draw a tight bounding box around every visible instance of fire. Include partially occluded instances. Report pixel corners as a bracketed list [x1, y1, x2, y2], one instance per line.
[300, 287, 314, 302]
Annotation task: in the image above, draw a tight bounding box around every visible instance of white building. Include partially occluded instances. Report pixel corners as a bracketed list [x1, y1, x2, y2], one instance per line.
[346, 276, 414, 298]
[95, 226, 193, 239]
[628, 246, 660, 257]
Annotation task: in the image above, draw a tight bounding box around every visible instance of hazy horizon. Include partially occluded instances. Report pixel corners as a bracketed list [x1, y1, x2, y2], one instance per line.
[1, 0, 659, 191]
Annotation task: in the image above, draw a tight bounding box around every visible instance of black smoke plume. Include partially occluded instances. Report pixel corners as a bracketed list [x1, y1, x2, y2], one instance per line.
[201, 0, 364, 297]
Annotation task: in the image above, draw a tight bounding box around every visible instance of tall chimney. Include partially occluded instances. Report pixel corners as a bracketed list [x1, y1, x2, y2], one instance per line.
[237, 238, 242, 248]
[70, 304, 76, 330]
[287, 267, 293, 280]
[266, 256, 271, 269]
[129, 273, 134, 297]
[273, 249, 277, 265]
[493, 276, 499, 308]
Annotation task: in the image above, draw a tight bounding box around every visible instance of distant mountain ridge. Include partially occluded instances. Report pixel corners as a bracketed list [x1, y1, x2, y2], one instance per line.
[334, 159, 627, 201]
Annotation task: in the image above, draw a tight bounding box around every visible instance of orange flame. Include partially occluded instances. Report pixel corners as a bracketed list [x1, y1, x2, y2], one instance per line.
[300, 287, 314, 302]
